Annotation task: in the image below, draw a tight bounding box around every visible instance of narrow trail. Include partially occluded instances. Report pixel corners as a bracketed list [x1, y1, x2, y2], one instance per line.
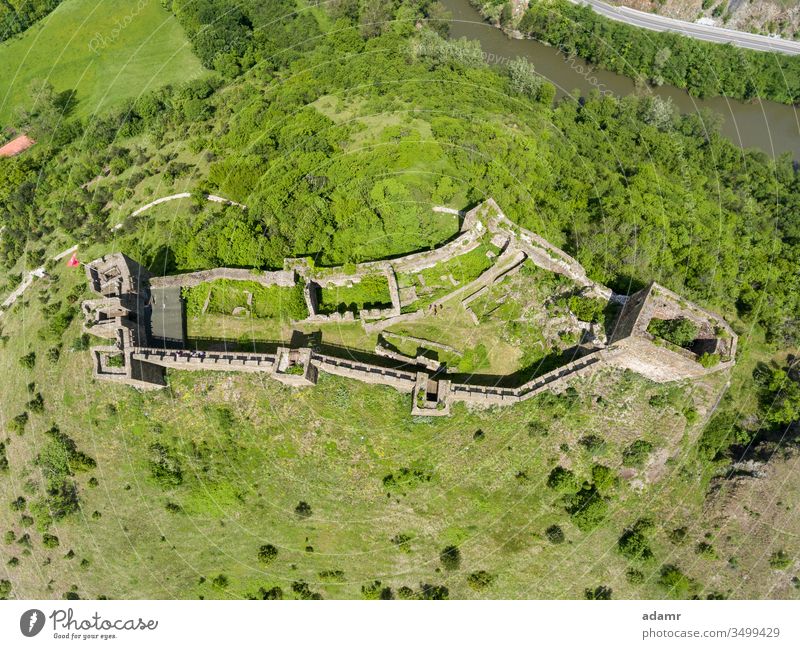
[114, 192, 246, 229]
[0, 244, 78, 313]
[1, 192, 246, 314]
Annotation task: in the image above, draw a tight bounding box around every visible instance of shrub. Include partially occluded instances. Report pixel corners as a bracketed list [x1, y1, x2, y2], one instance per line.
[18, 352, 36, 369]
[466, 571, 495, 591]
[647, 318, 698, 347]
[769, 550, 792, 570]
[439, 545, 461, 571]
[46, 347, 61, 363]
[291, 580, 322, 600]
[417, 583, 449, 600]
[9, 412, 28, 435]
[318, 569, 344, 581]
[622, 439, 654, 468]
[148, 443, 183, 488]
[579, 434, 606, 454]
[0, 579, 10, 599]
[658, 564, 698, 598]
[698, 352, 720, 368]
[391, 533, 412, 552]
[71, 334, 90, 351]
[696, 542, 716, 559]
[567, 295, 606, 323]
[546, 466, 579, 493]
[626, 568, 645, 584]
[361, 580, 392, 600]
[211, 574, 229, 589]
[294, 501, 312, 518]
[27, 393, 45, 414]
[254, 586, 283, 600]
[591, 464, 618, 492]
[0, 443, 7, 473]
[545, 525, 565, 544]
[382, 467, 432, 491]
[10, 496, 25, 511]
[257, 544, 278, 565]
[584, 585, 612, 599]
[618, 525, 653, 561]
[4, 531, 15, 544]
[564, 485, 607, 531]
[42, 534, 59, 549]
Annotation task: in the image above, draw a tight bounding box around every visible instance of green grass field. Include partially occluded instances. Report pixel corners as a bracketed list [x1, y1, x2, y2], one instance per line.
[0, 0, 205, 123]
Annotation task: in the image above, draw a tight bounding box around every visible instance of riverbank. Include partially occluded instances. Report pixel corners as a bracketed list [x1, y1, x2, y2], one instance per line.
[442, 0, 800, 157]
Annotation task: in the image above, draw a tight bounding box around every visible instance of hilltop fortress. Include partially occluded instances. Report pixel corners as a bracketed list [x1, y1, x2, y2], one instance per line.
[81, 199, 737, 415]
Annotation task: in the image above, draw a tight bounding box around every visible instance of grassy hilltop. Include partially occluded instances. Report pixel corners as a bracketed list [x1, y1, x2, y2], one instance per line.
[0, 0, 799, 600]
[0, 0, 204, 123]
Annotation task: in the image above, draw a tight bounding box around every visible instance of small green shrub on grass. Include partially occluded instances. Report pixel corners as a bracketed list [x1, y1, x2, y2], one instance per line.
[622, 439, 654, 468]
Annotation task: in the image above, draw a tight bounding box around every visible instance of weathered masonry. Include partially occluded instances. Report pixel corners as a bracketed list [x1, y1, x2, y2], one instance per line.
[81, 199, 737, 414]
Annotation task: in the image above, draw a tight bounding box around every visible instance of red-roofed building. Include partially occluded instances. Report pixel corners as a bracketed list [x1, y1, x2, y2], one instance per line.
[0, 134, 35, 158]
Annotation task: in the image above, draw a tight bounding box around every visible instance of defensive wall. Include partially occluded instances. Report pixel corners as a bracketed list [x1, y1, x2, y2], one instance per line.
[80, 199, 738, 415]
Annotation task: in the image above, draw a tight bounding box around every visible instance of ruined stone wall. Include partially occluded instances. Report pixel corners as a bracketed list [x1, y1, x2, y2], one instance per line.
[311, 353, 417, 391]
[150, 268, 296, 290]
[131, 348, 279, 373]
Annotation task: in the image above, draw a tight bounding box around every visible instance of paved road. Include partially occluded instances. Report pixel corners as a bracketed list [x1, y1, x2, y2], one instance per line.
[573, 0, 800, 55]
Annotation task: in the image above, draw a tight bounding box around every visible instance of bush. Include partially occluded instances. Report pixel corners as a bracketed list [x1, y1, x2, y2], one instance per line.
[9, 412, 28, 435]
[567, 295, 606, 323]
[618, 525, 653, 561]
[148, 443, 183, 488]
[211, 574, 229, 589]
[546, 466, 579, 493]
[769, 550, 792, 570]
[294, 501, 312, 518]
[591, 464, 618, 492]
[622, 439, 654, 468]
[18, 352, 36, 369]
[391, 533, 412, 552]
[584, 585, 612, 599]
[647, 318, 698, 347]
[361, 580, 392, 600]
[46, 347, 61, 363]
[439, 545, 461, 571]
[42, 534, 59, 549]
[695, 542, 716, 559]
[545, 524, 565, 544]
[27, 393, 45, 414]
[658, 564, 698, 598]
[579, 434, 606, 454]
[564, 485, 607, 531]
[0, 579, 10, 599]
[257, 544, 278, 565]
[466, 570, 495, 591]
[698, 352, 720, 368]
[626, 568, 645, 584]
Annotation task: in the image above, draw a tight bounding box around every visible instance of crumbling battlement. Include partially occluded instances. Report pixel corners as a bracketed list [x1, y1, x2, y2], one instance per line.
[80, 201, 738, 415]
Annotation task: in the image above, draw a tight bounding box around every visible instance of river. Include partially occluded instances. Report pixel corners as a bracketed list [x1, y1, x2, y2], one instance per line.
[441, 0, 800, 158]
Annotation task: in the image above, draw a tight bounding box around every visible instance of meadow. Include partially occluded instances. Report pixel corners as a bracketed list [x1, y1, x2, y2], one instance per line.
[0, 0, 204, 124]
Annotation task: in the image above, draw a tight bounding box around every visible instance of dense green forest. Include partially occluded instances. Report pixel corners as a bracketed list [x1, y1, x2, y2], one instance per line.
[480, 0, 800, 104]
[3, 1, 799, 348]
[0, 0, 63, 42]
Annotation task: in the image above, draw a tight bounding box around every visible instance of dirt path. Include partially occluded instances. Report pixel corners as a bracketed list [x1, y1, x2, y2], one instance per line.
[0, 244, 78, 313]
[115, 192, 246, 229]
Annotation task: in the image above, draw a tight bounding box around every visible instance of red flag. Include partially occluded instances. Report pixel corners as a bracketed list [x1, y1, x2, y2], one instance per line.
[67, 252, 80, 268]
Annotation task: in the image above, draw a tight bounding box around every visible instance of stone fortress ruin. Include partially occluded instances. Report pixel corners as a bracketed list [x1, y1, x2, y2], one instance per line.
[81, 199, 737, 415]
